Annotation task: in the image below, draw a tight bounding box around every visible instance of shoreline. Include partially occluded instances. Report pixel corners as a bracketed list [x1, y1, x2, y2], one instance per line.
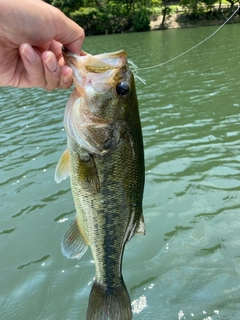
[150, 12, 240, 30]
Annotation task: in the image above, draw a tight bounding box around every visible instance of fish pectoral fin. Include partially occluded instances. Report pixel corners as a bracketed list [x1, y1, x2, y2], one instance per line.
[134, 214, 146, 235]
[78, 152, 100, 194]
[55, 149, 70, 183]
[61, 218, 88, 260]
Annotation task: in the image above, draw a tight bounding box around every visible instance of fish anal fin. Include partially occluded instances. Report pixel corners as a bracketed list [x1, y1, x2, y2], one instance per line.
[55, 149, 70, 183]
[61, 218, 88, 260]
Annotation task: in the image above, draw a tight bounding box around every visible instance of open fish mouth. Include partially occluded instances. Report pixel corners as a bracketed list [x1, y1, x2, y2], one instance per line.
[62, 46, 130, 96]
[62, 46, 127, 72]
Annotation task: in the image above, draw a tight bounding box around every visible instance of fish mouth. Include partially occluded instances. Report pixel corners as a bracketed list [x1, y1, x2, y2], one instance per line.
[62, 46, 86, 68]
[62, 46, 127, 73]
[62, 47, 128, 92]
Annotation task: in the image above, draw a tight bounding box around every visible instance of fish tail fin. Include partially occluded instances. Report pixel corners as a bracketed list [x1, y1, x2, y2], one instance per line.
[86, 280, 132, 320]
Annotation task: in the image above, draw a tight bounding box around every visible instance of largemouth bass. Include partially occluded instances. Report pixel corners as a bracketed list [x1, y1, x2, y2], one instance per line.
[55, 47, 145, 320]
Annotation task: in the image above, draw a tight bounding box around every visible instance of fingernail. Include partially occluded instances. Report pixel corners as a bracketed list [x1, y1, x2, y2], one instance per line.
[45, 54, 57, 72]
[61, 66, 73, 85]
[21, 44, 37, 63]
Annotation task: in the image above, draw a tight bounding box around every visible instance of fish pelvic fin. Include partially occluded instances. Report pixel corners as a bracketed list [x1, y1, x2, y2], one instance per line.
[86, 280, 132, 320]
[61, 218, 88, 259]
[55, 149, 70, 183]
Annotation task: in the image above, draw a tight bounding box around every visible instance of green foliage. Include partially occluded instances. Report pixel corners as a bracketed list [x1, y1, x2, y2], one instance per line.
[180, 0, 237, 20]
[70, 4, 132, 35]
[226, 0, 239, 8]
[202, 0, 217, 6]
[161, 6, 172, 16]
[45, 0, 240, 34]
[47, 0, 155, 34]
[181, 0, 202, 15]
[50, 0, 84, 16]
[132, 7, 151, 31]
[70, 8, 101, 35]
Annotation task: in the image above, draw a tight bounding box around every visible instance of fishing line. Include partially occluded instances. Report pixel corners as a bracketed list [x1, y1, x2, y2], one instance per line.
[137, 6, 240, 71]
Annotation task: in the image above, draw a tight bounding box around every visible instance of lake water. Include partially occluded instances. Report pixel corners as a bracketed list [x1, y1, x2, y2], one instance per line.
[1, 24, 240, 320]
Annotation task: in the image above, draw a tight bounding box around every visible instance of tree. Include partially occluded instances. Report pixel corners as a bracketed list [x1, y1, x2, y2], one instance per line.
[132, 7, 151, 31]
[50, 0, 84, 16]
[226, 0, 239, 9]
[160, 0, 172, 29]
[181, 0, 205, 17]
[202, 0, 218, 10]
[47, 0, 158, 35]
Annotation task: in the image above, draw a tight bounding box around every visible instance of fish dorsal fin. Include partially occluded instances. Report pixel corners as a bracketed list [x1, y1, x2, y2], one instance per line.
[135, 214, 146, 235]
[61, 218, 89, 260]
[55, 149, 70, 183]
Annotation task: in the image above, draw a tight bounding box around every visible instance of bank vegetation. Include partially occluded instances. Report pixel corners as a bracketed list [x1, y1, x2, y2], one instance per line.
[44, 0, 240, 35]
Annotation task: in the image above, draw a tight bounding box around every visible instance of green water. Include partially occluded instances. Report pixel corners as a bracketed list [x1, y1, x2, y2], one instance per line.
[1, 24, 240, 320]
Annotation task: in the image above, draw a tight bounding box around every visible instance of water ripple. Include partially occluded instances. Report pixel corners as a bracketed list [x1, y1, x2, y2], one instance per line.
[1, 25, 240, 319]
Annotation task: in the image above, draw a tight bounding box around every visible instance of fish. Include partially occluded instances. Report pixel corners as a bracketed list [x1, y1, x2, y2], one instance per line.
[55, 47, 145, 320]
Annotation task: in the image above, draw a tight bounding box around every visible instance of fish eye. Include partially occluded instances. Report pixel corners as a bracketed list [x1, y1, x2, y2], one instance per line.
[116, 82, 130, 97]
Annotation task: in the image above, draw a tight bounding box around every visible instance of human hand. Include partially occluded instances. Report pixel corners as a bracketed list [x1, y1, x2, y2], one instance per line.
[0, 0, 84, 90]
